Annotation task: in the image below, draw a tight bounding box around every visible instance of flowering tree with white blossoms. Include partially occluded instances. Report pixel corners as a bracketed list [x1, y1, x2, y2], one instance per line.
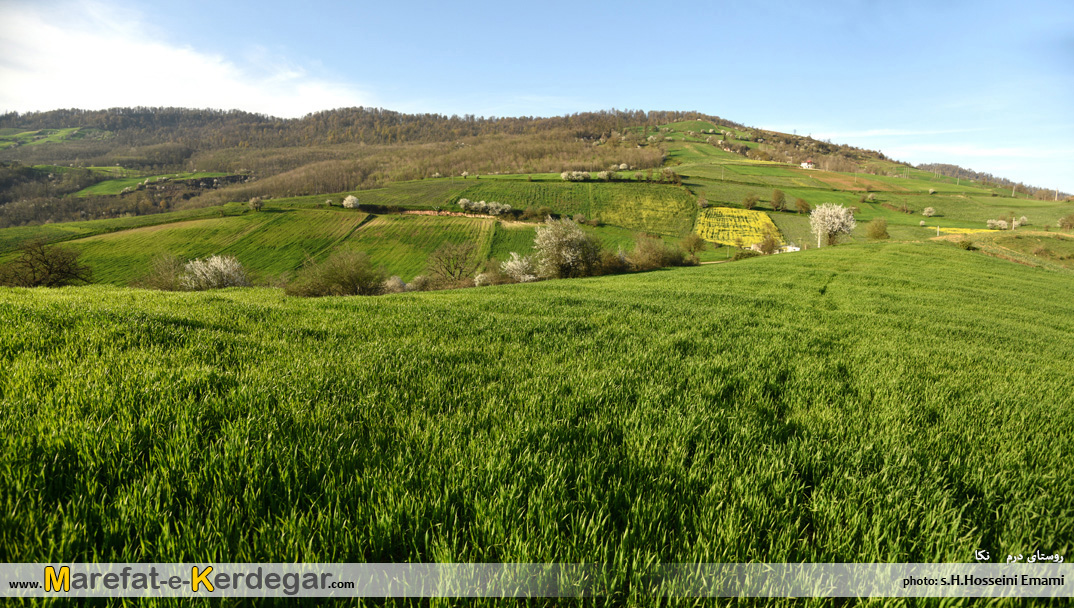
[533, 217, 602, 278]
[180, 255, 249, 290]
[501, 252, 537, 283]
[342, 195, 359, 209]
[809, 203, 857, 247]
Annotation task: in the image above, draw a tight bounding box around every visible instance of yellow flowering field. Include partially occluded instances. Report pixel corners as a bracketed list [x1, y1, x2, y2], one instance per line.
[935, 227, 994, 235]
[695, 207, 784, 246]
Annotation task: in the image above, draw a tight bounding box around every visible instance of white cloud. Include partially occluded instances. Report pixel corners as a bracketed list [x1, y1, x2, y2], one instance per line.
[0, 2, 370, 118]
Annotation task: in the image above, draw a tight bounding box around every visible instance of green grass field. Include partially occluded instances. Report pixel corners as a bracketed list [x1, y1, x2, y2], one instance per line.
[74, 172, 230, 197]
[0, 204, 253, 255]
[340, 214, 492, 280]
[2, 243, 1071, 602]
[453, 180, 697, 237]
[64, 208, 371, 284]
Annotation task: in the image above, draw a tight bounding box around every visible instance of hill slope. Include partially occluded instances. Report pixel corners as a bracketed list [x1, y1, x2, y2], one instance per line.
[2, 243, 1071, 586]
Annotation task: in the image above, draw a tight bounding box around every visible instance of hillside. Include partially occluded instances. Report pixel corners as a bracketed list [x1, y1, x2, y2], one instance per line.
[2, 243, 1071, 593]
[3, 114, 1073, 287]
[1, 107, 1068, 231]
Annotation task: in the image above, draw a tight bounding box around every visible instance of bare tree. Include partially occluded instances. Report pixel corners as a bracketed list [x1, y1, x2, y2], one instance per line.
[0, 239, 92, 287]
[426, 242, 475, 282]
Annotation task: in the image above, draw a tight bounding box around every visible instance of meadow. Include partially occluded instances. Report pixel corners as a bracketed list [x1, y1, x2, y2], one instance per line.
[452, 179, 698, 237]
[74, 172, 230, 197]
[1, 242, 1072, 604]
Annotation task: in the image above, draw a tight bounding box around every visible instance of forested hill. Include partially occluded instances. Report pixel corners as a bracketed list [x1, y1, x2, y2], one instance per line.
[0, 107, 738, 150]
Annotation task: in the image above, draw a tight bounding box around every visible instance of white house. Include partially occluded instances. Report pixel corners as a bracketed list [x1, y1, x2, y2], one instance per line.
[800, 159, 816, 170]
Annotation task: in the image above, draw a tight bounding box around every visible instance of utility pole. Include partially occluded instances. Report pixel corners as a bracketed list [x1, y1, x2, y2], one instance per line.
[1012, 184, 1017, 198]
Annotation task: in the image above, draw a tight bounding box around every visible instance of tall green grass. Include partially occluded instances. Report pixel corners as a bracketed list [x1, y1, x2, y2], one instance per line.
[1, 243, 1071, 603]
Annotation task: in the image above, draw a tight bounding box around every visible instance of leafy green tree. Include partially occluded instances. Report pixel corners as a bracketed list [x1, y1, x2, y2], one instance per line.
[772, 189, 786, 212]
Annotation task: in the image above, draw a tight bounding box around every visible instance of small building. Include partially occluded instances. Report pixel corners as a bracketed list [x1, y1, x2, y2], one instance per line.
[800, 159, 816, 170]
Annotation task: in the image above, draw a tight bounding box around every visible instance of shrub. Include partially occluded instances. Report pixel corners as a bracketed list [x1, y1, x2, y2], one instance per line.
[560, 171, 590, 182]
[732, 249, 762, 261]
[342, 195, 360, 209]
[501, 252, 537, 283]
[597, 171, 613, 181]
[458, 199, 512, 216]
[1019, 215, 1030, 226]
[866, 218, 890, 240]
[928, 188, 936, 195]
[248, 197, 263, 211]
[533, 217, 602, 278]
[1032, 246, 1051, 257]
[600, 248, 631, 275]
[382, 275, 407, 294]
[478, 261, 511, 285]
[139, 254, 184, 291]
[809, 203, 857, 247]
[757, 231, 780, 255]
[919, 220, 927, 227]
[180, 255, 249, 291]
[1058, 214, 1074, 230]
[987, 219, 1009, 230]
[743, 194, 759, 210]
[629, 237, 690, 271]
[406, 275, 431, 292]
[957, 239, 976, 250]
[0, 239, 92, 287]
[922, 207, 935, 217]
[286, 251, 385, 297]
[680, 233, 708, 256]
[795, 198, 811, 214]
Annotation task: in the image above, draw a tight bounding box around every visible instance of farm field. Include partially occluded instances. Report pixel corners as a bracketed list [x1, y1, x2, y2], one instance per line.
[59, 207, 371, 284]
[0, 203, 253, 254]
[694, 207, 783, 246]
[74, 171, 230, 196]
[452, 180, 697, 237]
[1, 242, 1072, 601]
[0, 127, 86, 149]
[342, 178, 471, 208]
[340, 214, 492, 280]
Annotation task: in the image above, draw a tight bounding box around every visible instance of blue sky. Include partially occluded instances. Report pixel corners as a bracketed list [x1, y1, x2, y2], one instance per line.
[1, 0, 1072, 191]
